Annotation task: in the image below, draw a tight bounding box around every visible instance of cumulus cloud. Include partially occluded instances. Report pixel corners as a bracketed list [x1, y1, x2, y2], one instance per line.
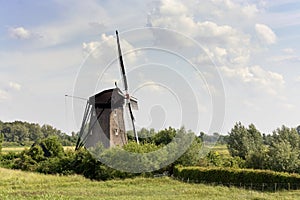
[148, 0, 251, 66]
[220, 65, 285, 96]
[82, 33, 139, 64]
[255, 23, 277, 44]
[9, 82, 21, 91]
[194, 0, 259, 28]
[147, 0, 286, 100]
[159, 0, 188, 16]
[10, 27, 31, 39]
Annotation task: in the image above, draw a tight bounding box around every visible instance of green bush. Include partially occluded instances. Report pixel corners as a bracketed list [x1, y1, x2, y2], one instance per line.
[39, 136, 64, 158]
[173, 165, 300, 190]
[0, 152, 19, 168]
[13, 150, 38, 171]
[0, 133, 3, 153]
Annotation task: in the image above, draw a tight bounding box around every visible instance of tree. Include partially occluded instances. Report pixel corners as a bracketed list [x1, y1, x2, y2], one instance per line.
[227, 122, 264, 166]
[41, 124, 59, 138]
[38, 136, 64, 158]
[153, 127, 176, 145]
[28, 123, 43, 141]
[297, 125, 300, 135]
[0, 133, 3, 153]
[175, 136, 202, 166]
[227, 122, 250, 159]
[266, 126, 300, 173]
[266, 140, 300, 172]
[11, 123, 29, 143]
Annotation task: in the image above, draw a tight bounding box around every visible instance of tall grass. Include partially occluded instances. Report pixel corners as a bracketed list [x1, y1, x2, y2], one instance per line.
[1, 167, 300, 200]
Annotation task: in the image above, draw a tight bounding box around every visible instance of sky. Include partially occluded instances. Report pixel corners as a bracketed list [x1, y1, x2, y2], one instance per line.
[0, 0, 300, 135]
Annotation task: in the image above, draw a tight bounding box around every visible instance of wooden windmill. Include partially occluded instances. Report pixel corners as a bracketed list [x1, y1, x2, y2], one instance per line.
[75, 31, 139, 150]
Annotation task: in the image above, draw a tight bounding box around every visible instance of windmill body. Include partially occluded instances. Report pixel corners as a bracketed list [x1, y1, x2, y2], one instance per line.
[75, 31, 139, 150]
[85, 88, 127, 149]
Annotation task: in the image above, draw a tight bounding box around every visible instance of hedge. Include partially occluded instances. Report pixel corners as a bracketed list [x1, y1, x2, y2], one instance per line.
[173, 165, 300, 191]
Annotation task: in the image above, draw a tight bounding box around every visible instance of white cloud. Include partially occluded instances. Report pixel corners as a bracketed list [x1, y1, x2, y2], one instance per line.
[215, 47, 227, 57]
[194, 0, 259, 27]
[255, 23, 277, 44]
[82, 33, 139, 65]
[9, 82, 21, 91]
[148, 2, 252, 66]
[220, 65, 285, 96]
[82, 41, 101, 57]
[137, 81, 165, 93]
[0, 89, 9, 101]
[9, 27, 31, 39]
[13, 1, 110, 48]
[271, 55, 300, 63]
[159, 0, 188, 16]
[272, 48, 300, 63]
[241, 4, 259, 18]
[147, 0, 280, 106]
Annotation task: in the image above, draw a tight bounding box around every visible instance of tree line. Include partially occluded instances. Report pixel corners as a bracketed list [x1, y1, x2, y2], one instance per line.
[227, 122, 300, 173]
[1, 120, 300, 180]
[0, 121, 77, 146]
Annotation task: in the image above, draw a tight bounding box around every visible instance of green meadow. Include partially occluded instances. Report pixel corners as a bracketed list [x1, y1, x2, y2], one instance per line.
[1, 167, 300, 200]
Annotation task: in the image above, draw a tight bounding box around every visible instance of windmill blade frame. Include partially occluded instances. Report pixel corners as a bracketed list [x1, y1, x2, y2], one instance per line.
[116, 30, 129, 91]
[116, 30, 139, 144]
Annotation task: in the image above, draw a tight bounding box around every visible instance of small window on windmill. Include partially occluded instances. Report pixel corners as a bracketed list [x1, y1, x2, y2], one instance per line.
[114, 129, 119, 136]
[114, 110, 117, 117]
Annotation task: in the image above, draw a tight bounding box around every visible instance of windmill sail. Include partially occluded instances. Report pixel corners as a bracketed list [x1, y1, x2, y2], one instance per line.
[116, 30, 139, 144]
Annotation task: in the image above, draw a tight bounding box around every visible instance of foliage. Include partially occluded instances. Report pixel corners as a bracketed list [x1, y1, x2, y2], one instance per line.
[0, 151, 18, 168]
[0, 132, 3, 153]
[13, 149, 38, 171]
[0, 120, 77, 146]
[226, 122, 269, 170]
[227, 122, 263, 160]
[226, 123, 300, 173]
[265, 126, 300, 173]
[175, 137, 202, 166]
[88, 127, 201, 175]
[199, 132, 227, 144]
[128, 127, 179, 146]
[13, 136, 64, 171]
[199, 150, 245, 169]
[174, 165, 300, 191]
[3, 126, 203, 180]
[39, 136, 64, 158]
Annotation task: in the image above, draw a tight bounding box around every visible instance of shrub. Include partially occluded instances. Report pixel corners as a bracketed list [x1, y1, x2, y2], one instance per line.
[0, 133, 3, 153]
[173, 165, 300, 191]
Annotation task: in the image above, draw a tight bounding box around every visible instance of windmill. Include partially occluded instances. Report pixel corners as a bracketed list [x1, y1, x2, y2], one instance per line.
[75, 30, 139, 150]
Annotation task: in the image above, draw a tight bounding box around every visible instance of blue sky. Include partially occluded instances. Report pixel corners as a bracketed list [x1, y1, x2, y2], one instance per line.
[0, 0, 300, 135]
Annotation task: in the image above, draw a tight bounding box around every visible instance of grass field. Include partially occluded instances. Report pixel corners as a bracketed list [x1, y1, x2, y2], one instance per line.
[2, 147, 26, 153]
[211, 145, 230, 156]
[1, 168, 300, 200]
[2, 144, 228, 155]
[1, 146, 74, 154]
